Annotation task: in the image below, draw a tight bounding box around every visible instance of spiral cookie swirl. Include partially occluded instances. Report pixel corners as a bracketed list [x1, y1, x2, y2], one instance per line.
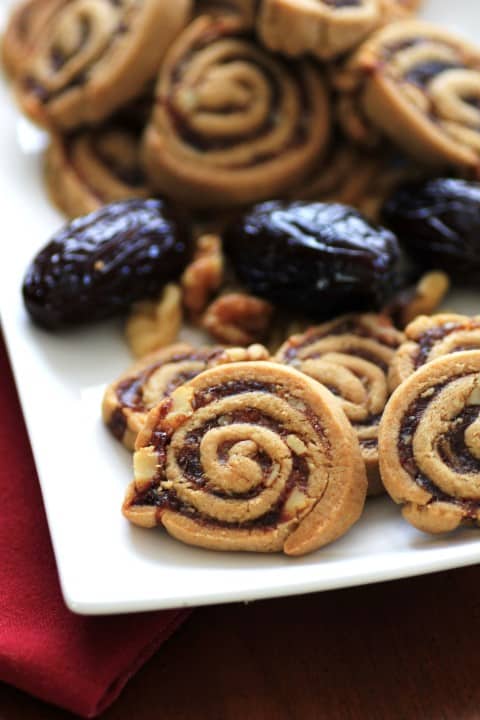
[292, 139, 413, 220]
[257, 0, 381, 61]
[123, 361, 367, 555]
[45, 103, 153, 218]
[276, 314, 404, 495]
[17, 0, 192, 130]
[142, 15, 330, 208]
[1, 0, 63, 78]
[389, 314, 480, 391]
[103, 342, 269, 450]
[341, 21, 480, 172]
[379, 351, 480, 533]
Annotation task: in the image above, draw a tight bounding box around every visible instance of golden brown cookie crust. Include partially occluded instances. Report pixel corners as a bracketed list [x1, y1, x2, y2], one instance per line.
[379, 351, 480, 534]
[257, 0, 381, 60]
[16, 0, 192, 130]
[275, 314, 404, 496]
[389, 314, 480, 391]
[344, 20, 480, 172]
[123, 361, 367, 555]
[142, 14, 331, 208]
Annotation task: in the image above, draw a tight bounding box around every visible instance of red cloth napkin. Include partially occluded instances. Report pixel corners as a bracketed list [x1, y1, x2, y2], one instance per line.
[0, 334, 190, 717]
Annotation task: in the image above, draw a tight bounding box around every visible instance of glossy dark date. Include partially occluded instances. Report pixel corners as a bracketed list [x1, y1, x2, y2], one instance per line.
[223, 201, 401, 318]
[22, 199, 192, 329]
[383, 178, 480, 281]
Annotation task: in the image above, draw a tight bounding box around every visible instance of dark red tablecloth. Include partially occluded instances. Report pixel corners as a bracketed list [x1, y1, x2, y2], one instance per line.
[0, 335, 190, 717]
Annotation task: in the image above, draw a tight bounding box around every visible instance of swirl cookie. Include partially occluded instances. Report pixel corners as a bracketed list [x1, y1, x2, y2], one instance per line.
[16, 0, 192, 130]
[45, 103, 153, 218]
[257, 0, 381, 61]
[340, 21, 480, 172]
[123, 361, 367, 555]
[389, 314, 480, 391]
[103, 343, 269, 451]
[142, 14, 331, 208]
[276, 314, 404, 495]
[379, 351, 480, 533]
[1, 0, 63, 78]
[293, 139, 413, 220]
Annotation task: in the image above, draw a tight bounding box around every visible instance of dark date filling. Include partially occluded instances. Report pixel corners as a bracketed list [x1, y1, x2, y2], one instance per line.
[415, 321, 480, 369]
[404, 61, 461, 87]
[132, 381, 330, 530]
[164, 25, 311, 160]
[133, 451, 311, 530]
[398, 376, 480, 516]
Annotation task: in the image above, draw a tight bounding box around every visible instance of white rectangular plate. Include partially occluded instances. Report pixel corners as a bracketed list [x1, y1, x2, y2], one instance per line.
[1, 0, 480, 615]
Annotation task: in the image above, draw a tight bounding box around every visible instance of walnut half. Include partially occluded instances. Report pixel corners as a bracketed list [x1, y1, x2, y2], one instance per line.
[125, 283, 183, 357]
[202, 293, 274, 346]
[181, 234, 224, 317]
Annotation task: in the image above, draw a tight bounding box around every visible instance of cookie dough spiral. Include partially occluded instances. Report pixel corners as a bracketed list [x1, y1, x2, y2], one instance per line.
[103, 343, 268, 451]
[257, 0, 381, 61]
[342, 21, 480, 172]
[123, 361, 367, 555]
[16, 0, 192, 130]
[142, 14, 331, 208]
[276, 314, 404, 495]
[389, 314, 480, 391]
[1, 0, 63, 78]
[45, 99, 153, 218]
[379, 351, 480, 533]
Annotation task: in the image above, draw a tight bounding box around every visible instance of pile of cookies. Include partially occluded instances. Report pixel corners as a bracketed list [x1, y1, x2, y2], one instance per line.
[3, 0, 480, 222]
[104, 311, 480, 555]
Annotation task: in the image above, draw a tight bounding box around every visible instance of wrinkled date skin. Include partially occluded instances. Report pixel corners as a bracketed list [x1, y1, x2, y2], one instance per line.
[223, 201, 401, 318]
[22, 199, 192, 329]
[383, 178, 480, 281]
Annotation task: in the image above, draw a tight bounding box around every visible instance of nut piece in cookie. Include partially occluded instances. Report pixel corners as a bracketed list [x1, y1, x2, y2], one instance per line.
[123, 361, 367, 555]
[379, 351, 480, 534]
[276, 314, 404, 496]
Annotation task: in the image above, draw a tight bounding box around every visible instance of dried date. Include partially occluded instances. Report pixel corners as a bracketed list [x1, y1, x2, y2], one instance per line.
[383, 178, 480, 281]
[22, 199, 192, 329]
[223, 201, 401, 318]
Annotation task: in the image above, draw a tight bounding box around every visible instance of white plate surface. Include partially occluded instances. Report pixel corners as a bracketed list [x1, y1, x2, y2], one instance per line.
[1, 0, 480, 615]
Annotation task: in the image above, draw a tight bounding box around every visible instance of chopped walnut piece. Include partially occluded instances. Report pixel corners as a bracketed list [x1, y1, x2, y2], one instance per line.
[125, 284, 182, 358]
[202, 293, 274, 346]
[181, 234, 224, 317]
[388, 271, 450, 328]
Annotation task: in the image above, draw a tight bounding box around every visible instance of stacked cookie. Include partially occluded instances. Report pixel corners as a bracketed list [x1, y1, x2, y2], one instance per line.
[5, 0, 480, 220]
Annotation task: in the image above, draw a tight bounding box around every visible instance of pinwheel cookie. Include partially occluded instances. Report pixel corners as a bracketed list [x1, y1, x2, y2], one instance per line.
[16, 0, 192, 130]
[142, 14, 331, 208]
[276, 314, 404, 495]
[292, 138, 414, 220]
[123, 361, 367, 555]
[257, 0, 381, 60]
[45, 100, 153, 218]
[103, 342, 269, 451]
[340, 21, 480, 172]
[379, 351, 480, 533]
[1, 0, 63, 78]
[389, 314, 480, 391]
